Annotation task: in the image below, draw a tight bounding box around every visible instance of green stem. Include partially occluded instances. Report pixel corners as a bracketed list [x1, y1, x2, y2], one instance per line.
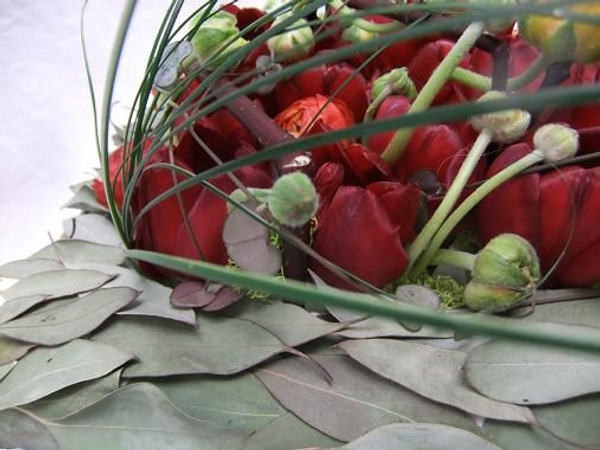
[450, 51, 552, 94]
[381, 21, 484, 166]
[363, 85, 392, 123]
[431, 248, 476, 271]
[128, 249, 600, 353]
[404, 128, 493, 281]
[412, 150, 545, 276]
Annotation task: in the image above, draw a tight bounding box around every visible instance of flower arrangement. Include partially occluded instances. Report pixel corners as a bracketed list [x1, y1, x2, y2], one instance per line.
[2, 1, 600, 448]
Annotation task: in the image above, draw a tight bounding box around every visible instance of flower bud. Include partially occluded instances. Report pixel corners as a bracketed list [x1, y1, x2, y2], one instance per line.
[268, 172, 319, 227]
[189, 11, 248, 69]
[267, 16, 314, 63]
[371, 68, 417, 101]
[519, 3, 600, 63]
[533, 123, 579, 162]
[464, 233, 540, 312]
[470, 91, 531, 144]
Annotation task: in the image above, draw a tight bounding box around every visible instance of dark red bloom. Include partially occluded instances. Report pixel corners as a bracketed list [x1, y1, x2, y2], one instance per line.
[476, 143, 600, 286]
[310, 163, 421, 289]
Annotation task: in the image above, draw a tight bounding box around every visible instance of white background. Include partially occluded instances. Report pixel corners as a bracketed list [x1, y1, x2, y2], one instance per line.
[0, 0, 260, 265]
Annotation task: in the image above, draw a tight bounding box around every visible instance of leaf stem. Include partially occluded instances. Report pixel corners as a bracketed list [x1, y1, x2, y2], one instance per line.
[404, 128, 493, 281]
[450, 51, 552, 93]
[381, 21, 484, 166]
[413, 150, 544, 276]
[431, 248, 476, 271]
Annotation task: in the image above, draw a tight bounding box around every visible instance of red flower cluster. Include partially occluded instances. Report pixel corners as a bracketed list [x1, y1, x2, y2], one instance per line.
[93, 4, 600, 290]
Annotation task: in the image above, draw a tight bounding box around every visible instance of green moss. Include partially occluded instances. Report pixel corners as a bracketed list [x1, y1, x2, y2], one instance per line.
[416, 274, 466, 309]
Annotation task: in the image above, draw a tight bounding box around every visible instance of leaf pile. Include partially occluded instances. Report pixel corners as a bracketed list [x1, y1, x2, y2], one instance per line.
[1, 225, 600, 449]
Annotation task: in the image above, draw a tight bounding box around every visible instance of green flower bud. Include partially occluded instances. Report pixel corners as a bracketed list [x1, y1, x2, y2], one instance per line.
[464, 280, 525, 312]
[342, 23, 379, 44]
[465, 233, 540, 312]
[470, 91, 531, 144]
[533, 123, 579, 162]
[371, 68, 417, 101]
[189, 11, 248, 69]
[267, 16, 314, 63]
[268, 172, 319, 227]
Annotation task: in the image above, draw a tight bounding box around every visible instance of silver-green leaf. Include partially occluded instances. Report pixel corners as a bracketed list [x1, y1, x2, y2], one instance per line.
[337, 423, 503, 450]
[0, 339, 133, 409]
[340, 339, 534, 423]
[0, 287, 139, 345]
[465, 324, 600, 405]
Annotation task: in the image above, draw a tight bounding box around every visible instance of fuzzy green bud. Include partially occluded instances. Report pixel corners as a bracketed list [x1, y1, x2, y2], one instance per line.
[533, 123, 579, 162]
[267, 16, 314, 63]
[371, 68, 417, 101]
[342, 23, 379, 44]
[189, 11, 248, 69]
[470, 91, 531, 144]
[268, 172, 319, 227]
[464, 233, 540, 312]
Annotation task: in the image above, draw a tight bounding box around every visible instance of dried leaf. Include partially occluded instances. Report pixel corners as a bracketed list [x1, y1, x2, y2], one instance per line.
[1, 269, 115, 301]
[337, 423, 503, 450]
[223, 206, 282, 275]
[23, 370, 122, 420]
[0, 287, 139, 345]
[0, 259, 64, 278]
[340, 339, 533, 423]
[0, 409, 59, 450]
[0, 339, 133, 409]
[47, 383, 246, 450]
[0, 335, 33, 365]
[224, 299, 345, 347]
[93, 314, 286, 377]
[170, 281, 216, 308]
[465, 327, 600, 405]
[30, 239, 125, 267]
[0, 294, 50, 324]
[255, 353, 485, 442]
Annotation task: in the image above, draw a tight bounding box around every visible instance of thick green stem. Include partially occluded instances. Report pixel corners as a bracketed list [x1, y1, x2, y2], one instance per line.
[381, 21, 484, 166]
[450, 51, 552, 94]
[403, 128, 493, 281]
[412, 150, 544, 277]
[431, 248, 476, 272]
[363, 85, 392, 123]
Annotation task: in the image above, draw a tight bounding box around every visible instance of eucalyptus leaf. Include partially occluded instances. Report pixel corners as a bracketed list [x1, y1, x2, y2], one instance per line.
[255, 353, 486, 442]
[0, 339, 133, 410]
[337, 423, 503, 450]
[30, 239, 125, 267]
[93, 314, 285, 377]
[156, 373, 285, 433]
[0, 294, 50, 324]
[24, 370, 122, 420]
[465, 326, 600, 405]
[520, 296, 600, 329]
[1, 268, 115, 301]
[244, 411, 342, 450]
[0, 335, 33, 365]
[0, 361, 16, 381]
[0, 409, 59, 450]
[336, 315, 453, 339]
[0, 287, 139, 345]
[46, 383, 246, 450]
[63, 183, 109, 214]
[224, 299, 345, 347]
[107, 266, 196, 325]
[62, 213, 122, 246]
[0, 259, 64, 278]
[483, 395, 600, 449]
[340, 339, 533, 423]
